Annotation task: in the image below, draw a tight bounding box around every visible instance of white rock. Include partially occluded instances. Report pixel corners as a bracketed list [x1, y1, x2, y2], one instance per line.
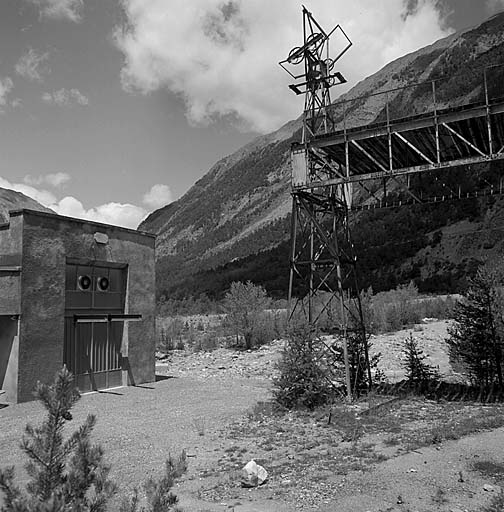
[241, 460, 268, 487]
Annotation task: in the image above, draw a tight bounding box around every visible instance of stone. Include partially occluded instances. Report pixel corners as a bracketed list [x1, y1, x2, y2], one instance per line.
[241, 460, 268, 488]
[483, 484, 495, 492]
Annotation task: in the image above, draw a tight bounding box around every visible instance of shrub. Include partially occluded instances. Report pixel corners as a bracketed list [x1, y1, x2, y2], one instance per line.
[273, 324, 333, 410]
[223, 281, 275, 349]
[371, 282, 421, 333]
[0, 366, 116, 511]
[422, 295, 456, 319]
[157, 318, 185, 352]
[193, 332, 219, 352]
[120, 452, 187, 512]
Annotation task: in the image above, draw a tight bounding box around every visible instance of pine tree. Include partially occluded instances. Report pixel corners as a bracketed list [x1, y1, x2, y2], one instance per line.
[119, 452, 187, 512]
[402, 333, 439, 386]
[447, 265, 504, 389]
[0, 366, 116, 511]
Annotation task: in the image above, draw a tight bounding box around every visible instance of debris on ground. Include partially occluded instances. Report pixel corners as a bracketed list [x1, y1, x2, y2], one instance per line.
[241, 460, 268, 488]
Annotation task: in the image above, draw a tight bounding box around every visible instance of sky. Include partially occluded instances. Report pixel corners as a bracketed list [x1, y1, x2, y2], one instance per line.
[0, 0, 502, 229]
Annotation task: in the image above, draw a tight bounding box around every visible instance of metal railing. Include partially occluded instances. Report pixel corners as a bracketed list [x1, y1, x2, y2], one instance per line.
[308, 63, 504, 137]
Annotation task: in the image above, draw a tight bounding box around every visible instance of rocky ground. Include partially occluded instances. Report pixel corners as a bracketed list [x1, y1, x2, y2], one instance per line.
[156, 319, 452, 383]
[153, 320, 504, 512]
[2, 320, 503, 512]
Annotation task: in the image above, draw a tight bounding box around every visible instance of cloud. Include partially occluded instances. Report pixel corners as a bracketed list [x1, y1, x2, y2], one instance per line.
[42, 88, 89, 106]
[0, 176, 175, 229]
[0, 77, 14, 108]
[27, 0, 83, 22]
[142, 184, 173, 209]
[0, 177, 57, 206]
[24, 172, 71, 188]
[53, 197, 147, 229]
[15, 48, 50, 82]
[115, 0, 453, 133]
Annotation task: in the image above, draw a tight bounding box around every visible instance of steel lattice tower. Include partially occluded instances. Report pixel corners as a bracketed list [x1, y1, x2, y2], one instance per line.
[279, 6, 371, 399]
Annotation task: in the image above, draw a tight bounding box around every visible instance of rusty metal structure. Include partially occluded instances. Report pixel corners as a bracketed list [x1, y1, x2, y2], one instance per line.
[280, 6, 504, 399]
[280, 6, 366, 398]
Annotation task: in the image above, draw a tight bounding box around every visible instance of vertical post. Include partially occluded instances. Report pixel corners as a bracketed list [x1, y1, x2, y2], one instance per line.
[484, 68, 494, 155]
[288, 196, 298, 321]
[309, 216, 314, 325]
[386, 92, 393, 172]
[432, 80, 440, 164]
[334, 207, 351, 400]
[106, 317, 111, 382]
[73, 319, 78, 377]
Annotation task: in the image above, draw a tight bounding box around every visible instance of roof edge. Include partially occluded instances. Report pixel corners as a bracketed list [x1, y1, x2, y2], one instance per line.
[8, 208, 156, 238]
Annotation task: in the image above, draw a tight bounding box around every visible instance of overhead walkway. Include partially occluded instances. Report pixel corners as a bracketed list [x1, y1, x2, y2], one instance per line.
[295, 64, 504, 196]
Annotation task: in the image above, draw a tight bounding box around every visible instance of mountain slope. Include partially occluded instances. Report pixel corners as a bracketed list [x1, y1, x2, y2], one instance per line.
[141, 12, 504, 300]
[0, 187, 53, 223]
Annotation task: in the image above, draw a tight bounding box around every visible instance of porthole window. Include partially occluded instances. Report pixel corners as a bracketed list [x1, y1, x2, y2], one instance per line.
[78, 275, 92, 291]
[97, 276, 110, 292]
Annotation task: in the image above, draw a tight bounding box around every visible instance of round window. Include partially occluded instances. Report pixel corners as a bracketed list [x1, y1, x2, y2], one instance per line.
[78, 275, 92, 291]
[97, 276, 110, 292]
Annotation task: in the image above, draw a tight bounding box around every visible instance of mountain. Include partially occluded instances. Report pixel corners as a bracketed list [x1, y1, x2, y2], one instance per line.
[0, 187, 53, 223]
[141, 12, 504, 300]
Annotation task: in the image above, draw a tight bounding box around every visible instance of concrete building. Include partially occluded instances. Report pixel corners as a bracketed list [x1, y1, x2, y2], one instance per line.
[0, 209, 156, 403]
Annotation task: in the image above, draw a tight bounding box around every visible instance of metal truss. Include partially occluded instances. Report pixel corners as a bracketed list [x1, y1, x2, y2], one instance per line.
[280, 7, 371, 399]
[287, 187, 371, 396]
[300, 64, 504, 209]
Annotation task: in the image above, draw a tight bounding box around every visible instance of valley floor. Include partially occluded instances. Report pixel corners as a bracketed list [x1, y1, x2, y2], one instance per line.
[1, 321, 503, 512]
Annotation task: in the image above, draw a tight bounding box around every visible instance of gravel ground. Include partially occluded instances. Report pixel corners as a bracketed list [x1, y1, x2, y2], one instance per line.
[1, 321, 502, 512]
[0, 374, 271, 510]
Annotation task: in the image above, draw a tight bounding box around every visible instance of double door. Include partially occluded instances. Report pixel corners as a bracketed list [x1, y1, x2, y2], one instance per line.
[64, 262, 126, 392]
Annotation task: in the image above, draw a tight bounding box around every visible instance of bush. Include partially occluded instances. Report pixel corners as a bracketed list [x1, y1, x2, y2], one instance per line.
[0, 366, 116, 511]
[273, 325, 333, 410]
[422, 295, 456, 319]
[157, 318, 185, 352]
[371, 282, 422, 333]
[193, 332, 219, 352]
[223, 281, 275, 349]
[120, 452, 187, 512]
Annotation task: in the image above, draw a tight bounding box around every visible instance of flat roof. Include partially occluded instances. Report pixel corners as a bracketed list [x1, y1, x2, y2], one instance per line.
[8, 208, 156, 238]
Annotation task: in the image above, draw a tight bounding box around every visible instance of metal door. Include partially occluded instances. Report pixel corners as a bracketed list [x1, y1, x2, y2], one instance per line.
[64, 263, 126, 392]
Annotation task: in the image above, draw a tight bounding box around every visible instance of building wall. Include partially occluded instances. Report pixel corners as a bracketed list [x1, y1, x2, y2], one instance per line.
[0, 216, 23, 400]
[0, 216, 23, 316]
[12, 209, 155, 403]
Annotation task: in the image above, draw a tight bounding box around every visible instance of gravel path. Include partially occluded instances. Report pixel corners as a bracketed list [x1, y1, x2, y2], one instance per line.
[0, 373, 271, 509]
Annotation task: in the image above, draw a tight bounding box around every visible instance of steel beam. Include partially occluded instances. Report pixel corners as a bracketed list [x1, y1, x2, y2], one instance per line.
[296, 153, 504, 189]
